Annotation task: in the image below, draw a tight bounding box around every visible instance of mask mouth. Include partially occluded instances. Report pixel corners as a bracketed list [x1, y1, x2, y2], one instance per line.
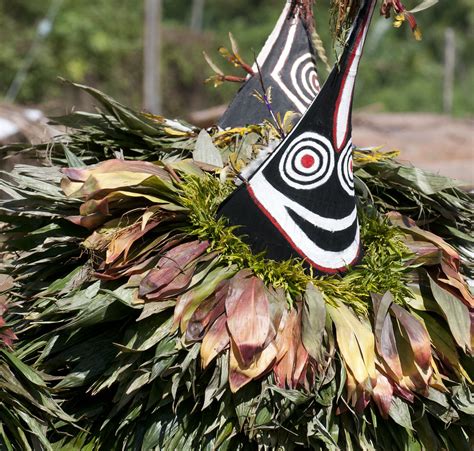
[217, 184, 362, 274]
[245, 179, 361, 269]
[285, 206, 359, 253]
[246, 187, 362, 272]
[249, 170, 358, 233]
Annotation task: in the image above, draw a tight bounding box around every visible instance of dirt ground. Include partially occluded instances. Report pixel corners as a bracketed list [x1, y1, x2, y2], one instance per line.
[352, 112, 474, 187]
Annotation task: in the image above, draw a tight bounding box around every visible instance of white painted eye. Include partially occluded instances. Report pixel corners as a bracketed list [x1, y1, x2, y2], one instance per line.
[290, 54, 320, 106]
[337, 141, 355, 195]
[279, 132, 335, 190]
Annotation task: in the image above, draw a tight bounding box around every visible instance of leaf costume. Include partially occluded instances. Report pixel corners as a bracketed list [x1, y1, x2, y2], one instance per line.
[0, 0, 472, 449]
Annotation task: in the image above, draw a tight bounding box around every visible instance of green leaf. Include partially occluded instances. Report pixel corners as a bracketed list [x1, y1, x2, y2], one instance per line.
[394, 166, 464, 196]
[214, 422, 234, 448]
[15, 410, 52, 451]
[388, 396, 413, 431]
[301, 283, 326, 362]
[428, 274, 471, 351]
[0, 350, 46, 388]
[121, 314, 173, 352]
[64, 147, 86, 168]
[307, 414, 338, 448]
[423, 387, 460, 424]
[203, 353, 228, 410]
[66, 81, 162, 136]
[267, 385, 310, 405]
[193, 130, 224, 168]
[452, 385, 474, 415]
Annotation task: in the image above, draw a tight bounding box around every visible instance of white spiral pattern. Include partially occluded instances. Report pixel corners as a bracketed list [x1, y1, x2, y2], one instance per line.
[337, 141, 355, 195]
[279, 132, 335, 190]
[290, 53, 320, 106]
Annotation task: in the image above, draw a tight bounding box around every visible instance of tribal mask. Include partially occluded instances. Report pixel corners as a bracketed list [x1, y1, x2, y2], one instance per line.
[218, 0, 376, 275]
[218, 1, 320, 129]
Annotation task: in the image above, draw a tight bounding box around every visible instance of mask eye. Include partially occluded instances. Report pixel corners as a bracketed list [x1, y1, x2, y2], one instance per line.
[290, 54, 320, 107]
[337, 141, 355, 195]
[278, 132, 335, 190]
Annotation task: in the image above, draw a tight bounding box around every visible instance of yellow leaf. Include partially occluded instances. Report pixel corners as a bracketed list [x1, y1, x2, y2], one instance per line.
[141, 206, 160, 231]
[282, 111, 298, 133]
[201, 315, 229, 368]
[163, 127, 189, 136]
[229, 339, 277, 392]
[61, 179, 83, 197]
[414, 27, 423, 41]
[202, 51, 224, 76]
[328, 301, 376, 386]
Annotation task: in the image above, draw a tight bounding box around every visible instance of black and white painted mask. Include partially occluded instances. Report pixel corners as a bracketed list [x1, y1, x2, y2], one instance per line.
[218, 1, 320, 129]
[218, 0, 376, 275]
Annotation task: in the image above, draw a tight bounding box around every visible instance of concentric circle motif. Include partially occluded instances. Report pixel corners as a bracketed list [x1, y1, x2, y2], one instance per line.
[337, 140, 355, 195]
[279, 132, 335, 190]
[290, 53, 320, 107]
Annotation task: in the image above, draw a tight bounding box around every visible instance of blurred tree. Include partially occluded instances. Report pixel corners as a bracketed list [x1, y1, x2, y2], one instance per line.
[190, 0, 206, 31]
[0, 0, 472, 117]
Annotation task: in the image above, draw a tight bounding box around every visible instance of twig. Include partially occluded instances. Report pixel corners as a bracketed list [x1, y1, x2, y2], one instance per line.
[240, 61, 255, 76]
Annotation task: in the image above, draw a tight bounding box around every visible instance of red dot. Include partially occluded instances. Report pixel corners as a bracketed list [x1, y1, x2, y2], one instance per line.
[349, 160, 353, 172]
[301, 154, 315, 169]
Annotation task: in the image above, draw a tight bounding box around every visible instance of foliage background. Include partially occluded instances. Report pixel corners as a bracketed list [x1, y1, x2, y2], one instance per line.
[0, 0, 472, 117]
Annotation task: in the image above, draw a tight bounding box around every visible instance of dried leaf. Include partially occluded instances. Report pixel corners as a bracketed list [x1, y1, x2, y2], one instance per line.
[106, 221, 159, 265]
[391, 303, 432, 375]
[201, 315, 230, 368]
[273, 309, 296, 387]
[327, 302, 376, 386]
[225, 270, 271, 367]
[373, 371, 394, 419]
[229, 339, 277, 392]
[186, 280, 228, 342]
[176, 265, 236, 332]
[139, 240, 209, 298]
[273, 306, 308, 389]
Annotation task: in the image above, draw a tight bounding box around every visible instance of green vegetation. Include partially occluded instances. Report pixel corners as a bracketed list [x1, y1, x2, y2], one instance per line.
[0, 85, 472, 448]
[0, 0, 472, 116]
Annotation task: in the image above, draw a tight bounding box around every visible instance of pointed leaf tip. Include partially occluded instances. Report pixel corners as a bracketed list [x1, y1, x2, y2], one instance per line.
[225, 271, 271, 367]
